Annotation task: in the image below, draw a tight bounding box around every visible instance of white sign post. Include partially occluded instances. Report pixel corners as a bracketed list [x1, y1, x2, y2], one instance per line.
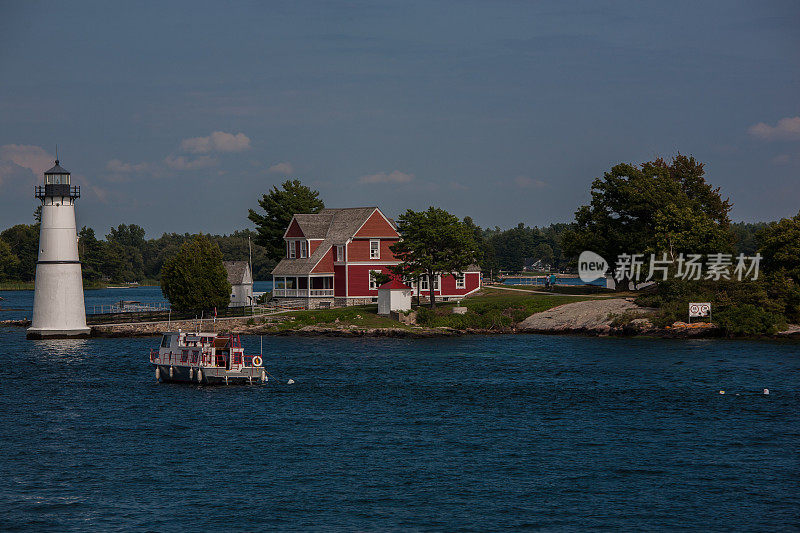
[688, 302, 711, 323]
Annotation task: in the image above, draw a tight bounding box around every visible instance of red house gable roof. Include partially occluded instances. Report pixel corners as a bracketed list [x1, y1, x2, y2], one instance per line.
[354, 209, 398, 238]
[284, 218, 305, 238]
[273, 207, 397, 277]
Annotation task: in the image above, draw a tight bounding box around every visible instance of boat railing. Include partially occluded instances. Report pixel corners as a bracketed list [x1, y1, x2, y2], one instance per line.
[153, 350, 259, 368]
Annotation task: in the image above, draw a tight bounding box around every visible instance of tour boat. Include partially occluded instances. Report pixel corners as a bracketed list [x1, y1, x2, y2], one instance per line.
[149, 331, 266, 385]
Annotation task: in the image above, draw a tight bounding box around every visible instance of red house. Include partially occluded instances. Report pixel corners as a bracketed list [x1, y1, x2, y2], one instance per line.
[271, 207, 481, 308]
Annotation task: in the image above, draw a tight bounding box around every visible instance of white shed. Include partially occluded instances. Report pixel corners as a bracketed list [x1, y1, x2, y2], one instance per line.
[377, 279, 412, 315]
[223, 261, 254, 307]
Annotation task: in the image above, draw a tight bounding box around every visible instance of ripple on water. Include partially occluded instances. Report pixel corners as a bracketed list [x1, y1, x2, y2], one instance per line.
[0, 330, 798, 531]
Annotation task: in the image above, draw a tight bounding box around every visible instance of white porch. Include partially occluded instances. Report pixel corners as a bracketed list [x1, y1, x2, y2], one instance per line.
[272, 275, 334, 298]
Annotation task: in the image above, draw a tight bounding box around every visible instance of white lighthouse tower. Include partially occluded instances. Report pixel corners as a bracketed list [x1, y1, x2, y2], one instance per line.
[27, 159, 91, 339]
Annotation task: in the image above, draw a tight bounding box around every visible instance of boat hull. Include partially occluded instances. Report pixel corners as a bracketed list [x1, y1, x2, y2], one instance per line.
[153, 364, 264, 385]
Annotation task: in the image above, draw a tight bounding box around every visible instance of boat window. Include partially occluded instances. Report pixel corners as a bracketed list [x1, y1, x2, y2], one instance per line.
[160, 335, 172, 348]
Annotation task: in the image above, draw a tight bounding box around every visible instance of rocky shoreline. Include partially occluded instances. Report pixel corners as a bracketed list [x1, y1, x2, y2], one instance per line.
[3, 299, 799, 340]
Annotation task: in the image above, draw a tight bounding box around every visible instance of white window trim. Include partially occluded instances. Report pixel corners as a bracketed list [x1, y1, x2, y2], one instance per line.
[370, 239, 380, 259]
[455, 272, 465, 289]
[420, 274, 439, 291]
[288, 240, 296, 259]
[369, 269, 382, 291]
[336, 245, 345, 262]
[300, 240, 309, 258]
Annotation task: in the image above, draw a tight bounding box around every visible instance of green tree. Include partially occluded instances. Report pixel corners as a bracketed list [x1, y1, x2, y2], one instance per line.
[488, 223, 545, 271]
[562, 154, 732, 288]
[757, 211, 800, 323]
[0, 239, 21, 281]
[78, 227, 104, 282]
[0, 224, 39, 281]
[248, 179, 324, 261]
[758, 211, 800, 284]
[107, 224, 146, 248]
[463, 216, 496, 273]
[160, 234, 232, 313]
[390, 207, 477, 309]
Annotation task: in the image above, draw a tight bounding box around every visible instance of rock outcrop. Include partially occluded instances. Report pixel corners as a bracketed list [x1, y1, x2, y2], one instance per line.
[518, 298, 653, 335]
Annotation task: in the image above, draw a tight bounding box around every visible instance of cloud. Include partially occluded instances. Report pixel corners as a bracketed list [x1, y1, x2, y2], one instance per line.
[180, 131, 251, 153]
[164, 154, 217, 170]
[0, 144, 53, 176]
[514, 176, 547, 188]
[359, 170, 415, 184]
[106, 159, 148, 173]
[268, 161, 294, 175]
[748, 116, 800, 141]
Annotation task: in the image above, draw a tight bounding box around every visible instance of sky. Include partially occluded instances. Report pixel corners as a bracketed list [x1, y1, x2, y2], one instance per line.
[1, 1, 798, 237]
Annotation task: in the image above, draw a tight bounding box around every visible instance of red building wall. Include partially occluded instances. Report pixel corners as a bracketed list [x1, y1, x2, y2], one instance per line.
[347, 265, 396, 297]
[347, 238, 399, 261]
[334, 265, 347, 297]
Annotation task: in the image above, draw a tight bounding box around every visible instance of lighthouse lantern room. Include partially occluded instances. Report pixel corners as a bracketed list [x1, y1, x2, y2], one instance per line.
[27, 159, 91, 339]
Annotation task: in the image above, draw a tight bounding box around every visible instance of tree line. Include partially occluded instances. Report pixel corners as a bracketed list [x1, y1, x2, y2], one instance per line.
[0, 219, 274, 284]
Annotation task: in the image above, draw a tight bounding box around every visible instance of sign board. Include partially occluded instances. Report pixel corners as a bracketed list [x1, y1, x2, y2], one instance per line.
[689, 302, 711, 318]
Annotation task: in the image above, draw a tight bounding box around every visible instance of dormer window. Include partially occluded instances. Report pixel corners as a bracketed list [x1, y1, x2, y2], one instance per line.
[370, 239, 380, 259]
[288, 241, 296, 259]
[300, 240, 308, 258]
[336, 245, 345, 262]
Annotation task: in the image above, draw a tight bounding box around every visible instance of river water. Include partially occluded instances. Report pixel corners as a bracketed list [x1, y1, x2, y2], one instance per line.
[0, 290, 799, 530]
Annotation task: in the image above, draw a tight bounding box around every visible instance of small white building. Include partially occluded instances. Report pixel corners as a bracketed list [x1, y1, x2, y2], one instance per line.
[223, 261, 253, 307]
[377, 279, 412, 315]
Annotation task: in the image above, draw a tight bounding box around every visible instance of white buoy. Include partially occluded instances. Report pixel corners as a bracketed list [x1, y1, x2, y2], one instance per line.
[287, 379, 295, 385]
[189, 368, 193, 380]
[261, 370, 267, 383]
[197, 369, 203, 383]
[155, 367, 160, 382]
[225, 375, 229, 385]
[763, 388, 770, 395]
[169, 366, 174, 379]
[719, 390, 725, 395]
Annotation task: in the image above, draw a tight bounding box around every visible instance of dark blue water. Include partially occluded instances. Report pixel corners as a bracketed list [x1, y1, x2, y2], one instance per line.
[0, 327, 798, 531]
[0, 282, 273, 322]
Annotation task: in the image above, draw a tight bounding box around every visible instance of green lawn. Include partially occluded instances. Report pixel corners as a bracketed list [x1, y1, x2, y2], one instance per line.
[260, 288, 598, 332]
[414, 288, 595, 330]
[267, 304, 412, 331]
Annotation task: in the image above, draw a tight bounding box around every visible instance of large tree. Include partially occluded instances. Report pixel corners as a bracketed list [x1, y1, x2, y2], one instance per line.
[0, 224, 39, 281]
[562, 154, 733, 288]
[160, 234, 232, 313]
[248, 180, 324, 261]
[0, 239, 21, 282]
[390, 207, 477, 309]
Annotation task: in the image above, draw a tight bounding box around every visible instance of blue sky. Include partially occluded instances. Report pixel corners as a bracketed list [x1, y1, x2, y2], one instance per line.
[1, 1, 798, 237]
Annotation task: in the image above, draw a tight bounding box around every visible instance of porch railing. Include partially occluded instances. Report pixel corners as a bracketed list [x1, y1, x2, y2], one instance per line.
[273, 288, 334, 297]
[310, 289, 334, 296]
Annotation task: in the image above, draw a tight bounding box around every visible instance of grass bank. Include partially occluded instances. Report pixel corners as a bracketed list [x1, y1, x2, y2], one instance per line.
[415, 288, 594, 329]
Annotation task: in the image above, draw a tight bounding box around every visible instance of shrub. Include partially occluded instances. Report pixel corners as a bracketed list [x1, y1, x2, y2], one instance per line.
[714, 304, 785, 336]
